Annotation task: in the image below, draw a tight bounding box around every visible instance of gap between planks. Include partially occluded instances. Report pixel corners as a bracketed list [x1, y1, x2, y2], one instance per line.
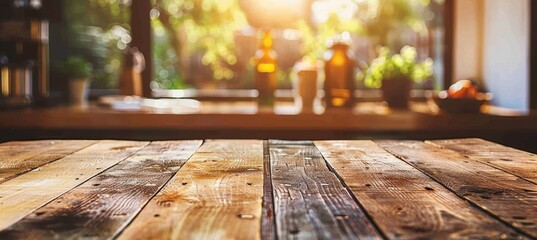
[261, 140, 276, 240]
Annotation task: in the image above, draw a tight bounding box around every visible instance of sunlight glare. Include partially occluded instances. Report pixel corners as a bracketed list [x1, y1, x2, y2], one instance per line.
[312, 0, 358, 24]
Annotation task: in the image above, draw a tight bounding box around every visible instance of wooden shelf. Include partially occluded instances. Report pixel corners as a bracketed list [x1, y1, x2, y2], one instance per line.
[1, 101, 536, 132]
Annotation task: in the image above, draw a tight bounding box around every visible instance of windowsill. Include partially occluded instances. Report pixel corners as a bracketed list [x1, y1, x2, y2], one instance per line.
[1, 99, 535, 133]
[151, 89, 433, 102]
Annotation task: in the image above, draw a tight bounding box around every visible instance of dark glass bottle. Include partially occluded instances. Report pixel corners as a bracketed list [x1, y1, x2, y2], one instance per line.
[323, 39, 355, 109]
[254, 30, 278, 107]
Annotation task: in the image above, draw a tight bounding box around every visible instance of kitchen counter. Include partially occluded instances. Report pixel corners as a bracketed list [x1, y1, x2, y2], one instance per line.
[1, 101, 537, 154]
[0, 101, 535, 131]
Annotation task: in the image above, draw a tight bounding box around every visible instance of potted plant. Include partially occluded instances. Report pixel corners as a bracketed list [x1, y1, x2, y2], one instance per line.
[363, 46, 433, 109]
[58, 57, 93, 106]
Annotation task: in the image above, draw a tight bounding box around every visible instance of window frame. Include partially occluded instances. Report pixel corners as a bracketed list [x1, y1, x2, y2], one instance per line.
[131, 0, 153, 98]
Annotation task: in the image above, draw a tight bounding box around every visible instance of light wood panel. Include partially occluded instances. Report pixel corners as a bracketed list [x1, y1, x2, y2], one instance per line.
[0, 140, 149, 231]
[118, 140, 264, 240]
[0, 140, 96, 183]
[0, 141, 201, 239]
[270, 140, 381, 239]
[315, 140, 525, 239]
[429, 138, 537, 184]
[378, 140, 537, 238]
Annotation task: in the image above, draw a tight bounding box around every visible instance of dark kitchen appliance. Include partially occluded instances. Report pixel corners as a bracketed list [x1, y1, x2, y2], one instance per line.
[0, 0, 61, 108]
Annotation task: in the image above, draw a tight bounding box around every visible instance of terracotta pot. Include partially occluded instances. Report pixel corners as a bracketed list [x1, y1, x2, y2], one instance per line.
[381, 77, 412, 109]
[69, 78, 88, 106]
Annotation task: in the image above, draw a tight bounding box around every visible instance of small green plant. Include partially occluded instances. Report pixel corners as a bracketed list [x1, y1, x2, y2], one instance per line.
[363, 46, 433, 89]
[58, 56, 93, 80]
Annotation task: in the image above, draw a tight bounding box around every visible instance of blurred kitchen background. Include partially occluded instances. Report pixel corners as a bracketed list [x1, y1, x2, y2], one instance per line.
[0, 0, 536, 152]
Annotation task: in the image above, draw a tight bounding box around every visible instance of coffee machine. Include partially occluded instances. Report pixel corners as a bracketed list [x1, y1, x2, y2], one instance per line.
[0, 0, 59, 108]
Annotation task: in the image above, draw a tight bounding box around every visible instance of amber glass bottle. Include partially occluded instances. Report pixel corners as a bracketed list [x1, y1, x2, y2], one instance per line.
[254, 30, 278, 107]
[323, 40, 355, 109]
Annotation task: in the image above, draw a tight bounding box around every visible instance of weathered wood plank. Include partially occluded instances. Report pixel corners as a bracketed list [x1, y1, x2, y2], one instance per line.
[0, 140, 97, 183]
[270, 140, 381, 239]
[0, 140, 202, 239]
[261, 140, 276, 240]
[118, 140, 264, 240]
[429, 138, 537, 184]
[0, 140, 149, 231]
[378, 140, 537, 238]
[315, 140, 525, 239]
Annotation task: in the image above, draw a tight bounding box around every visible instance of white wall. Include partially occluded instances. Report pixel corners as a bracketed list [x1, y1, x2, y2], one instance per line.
[453, 0, 483, 82]
[453, 0, 530, 111]
[482, 0, 530, 111]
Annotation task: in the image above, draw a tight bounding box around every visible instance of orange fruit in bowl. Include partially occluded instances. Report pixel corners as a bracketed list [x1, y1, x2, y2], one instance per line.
[448, 80, 478, 99]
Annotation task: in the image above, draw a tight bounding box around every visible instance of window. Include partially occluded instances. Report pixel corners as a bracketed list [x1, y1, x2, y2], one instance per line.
[55, 0, 450, 95]
[150, 0, 448, 92]
[50, 0, 131, 90]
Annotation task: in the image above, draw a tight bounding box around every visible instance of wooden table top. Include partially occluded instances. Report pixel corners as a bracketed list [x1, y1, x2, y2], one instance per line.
[0, 138, 536, 239]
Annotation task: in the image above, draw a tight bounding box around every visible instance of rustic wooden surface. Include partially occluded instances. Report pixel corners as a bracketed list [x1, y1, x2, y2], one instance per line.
[118, 140, 265, 240]
[378, 140, 537, 239]
[0, 141, 201, 239]
[429, 138, 537, 184]
[315, 140, 524, 239]
[0, 140, 96, 183]
[269, 140, 380, 239]
[0, 138, 535, 239]
[0, 140, 148, 231]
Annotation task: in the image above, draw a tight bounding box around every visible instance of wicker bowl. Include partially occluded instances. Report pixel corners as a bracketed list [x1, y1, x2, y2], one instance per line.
[433, 91, 492, 113]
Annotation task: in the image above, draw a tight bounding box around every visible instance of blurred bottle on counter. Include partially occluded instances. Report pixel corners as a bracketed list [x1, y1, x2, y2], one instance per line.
[254, 30, 278, 107]
[119, 47, 145, 96]
[323, 33, 356, 109]
[293, 58, 318, 113]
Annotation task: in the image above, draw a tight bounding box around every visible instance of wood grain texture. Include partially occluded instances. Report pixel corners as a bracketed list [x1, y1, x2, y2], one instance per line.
[0, 140, 149, 231]
[261, 141, 276, 240]
[0, 140, 202, 239]
[429, 138, 537, 184]
[118, 140, 264, 240]
[315, 140, 525, 240]
[270, 140, 381, 239]
[377, 140, 537, 238]
[0, 140, 96, 183]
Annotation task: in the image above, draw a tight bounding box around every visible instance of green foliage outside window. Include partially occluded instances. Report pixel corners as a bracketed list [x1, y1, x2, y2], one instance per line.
[363, 46, 433, 89]
[63, 0, 445, 90]
[64, 0, 130, 89]
[152, 0, 248, 89]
